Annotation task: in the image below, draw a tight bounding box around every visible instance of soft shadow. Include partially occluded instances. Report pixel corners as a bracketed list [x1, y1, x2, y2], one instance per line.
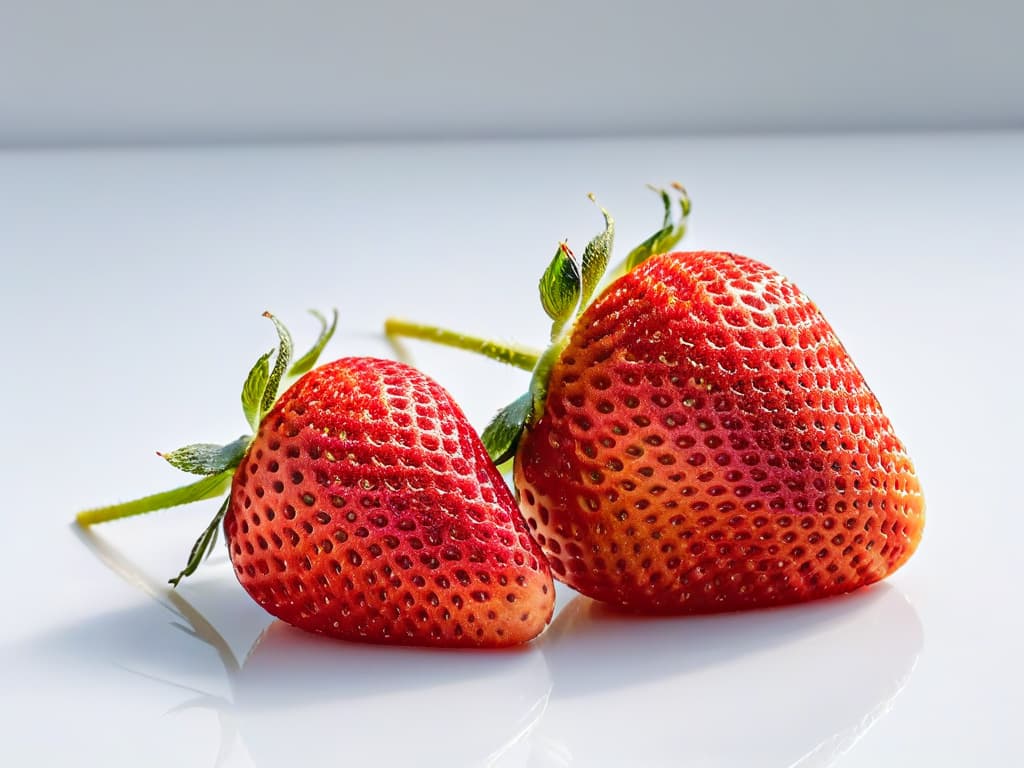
[236, 620, 542, 705]
[60, 522, 922, 768]
[28, 525, 268, 683]
[534, 585, 923, 767]
[234, 623, 550, 767]
[540, 586, 904, 695]
[58, 523, 551, 768]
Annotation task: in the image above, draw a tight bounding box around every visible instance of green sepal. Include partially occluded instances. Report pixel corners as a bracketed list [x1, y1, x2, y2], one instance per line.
[481, 391, 533, 464]
[289, 308, 339, 378]
[169, 495, 231, 587]
[539, 242, 581, 340]
[624, 183, 691, 272]
[260, 312, 294, 414]
[241, 349, 273, 431]
[76, 471, 234, 526]
[159, 435, 252, 476]
[579, 195, 615, 311]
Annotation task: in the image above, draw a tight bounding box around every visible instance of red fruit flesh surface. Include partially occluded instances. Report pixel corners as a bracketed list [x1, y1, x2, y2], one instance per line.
[515, 251, 924, 612]
[225, 358, 554, 647]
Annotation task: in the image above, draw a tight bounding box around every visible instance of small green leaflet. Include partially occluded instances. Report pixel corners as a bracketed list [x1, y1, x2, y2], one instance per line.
[579, 196, 615, 311]
[624, 183, 692, 272]
[159, 435, 252, 476]
[242, 308, 336, 430]
[655, 185, 673, 229]
[169, 495, 231, 587]
[241, 349, 273, 431]
[260, 312, 294, 414]
[539, 242, 581, 341]
[289, 308, 339, 378]
[481, 391, 533, 464]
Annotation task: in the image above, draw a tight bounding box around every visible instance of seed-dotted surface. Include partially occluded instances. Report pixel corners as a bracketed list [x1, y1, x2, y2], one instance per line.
[226, 357, 553, 647]
[516, 251, 925, 612]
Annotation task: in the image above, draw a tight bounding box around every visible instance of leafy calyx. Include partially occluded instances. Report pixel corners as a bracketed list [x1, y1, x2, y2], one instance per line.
[381, 185, 690, 463]
[477, 185, 688, 462]
[75, 310, 339, 586]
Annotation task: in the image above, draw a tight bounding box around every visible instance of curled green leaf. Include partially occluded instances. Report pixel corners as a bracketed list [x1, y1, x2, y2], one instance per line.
[241, 349, 273, 431]
[159, 435, 251, 476]
[169, 496, 231, 587]
[261, 312, 294, 415]
[624, 182, 692, 272]
[289, 308, 339, 378]
[653, 185, 672, 229]
[539, 242, 581, 340]
[579, 195, 615, 312]
[481, 392, 533, 465]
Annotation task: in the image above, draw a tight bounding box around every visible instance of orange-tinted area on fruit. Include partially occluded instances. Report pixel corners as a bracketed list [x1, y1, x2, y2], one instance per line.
[516, 251, 924, 613]
[226, 358, 554, 647]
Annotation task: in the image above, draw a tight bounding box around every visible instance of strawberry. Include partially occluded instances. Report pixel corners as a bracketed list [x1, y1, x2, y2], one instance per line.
[386, 186, 924, 612]
[77, 312, 554, 647]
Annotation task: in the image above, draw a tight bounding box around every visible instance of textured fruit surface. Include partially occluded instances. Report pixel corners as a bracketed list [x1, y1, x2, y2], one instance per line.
[515, 251, 924, 612]
[226, 357, 554, 646]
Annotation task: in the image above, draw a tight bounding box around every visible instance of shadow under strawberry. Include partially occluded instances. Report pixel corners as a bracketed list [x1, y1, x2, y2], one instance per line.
[63, 523, 553, 768]
[534, 584, 922, 767]
[233, 621, 551, 767]
[24, 525, 268, 687]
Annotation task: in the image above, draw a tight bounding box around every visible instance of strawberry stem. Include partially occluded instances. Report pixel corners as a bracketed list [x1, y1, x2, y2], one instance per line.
[384, 318, 540, 372]
[76, 471, 234, 526]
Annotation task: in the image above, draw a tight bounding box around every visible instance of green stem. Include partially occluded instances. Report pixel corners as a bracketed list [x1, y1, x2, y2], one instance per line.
[528, 334, 570, 416]
[384, 317, 541, 372]
[76, 471, 234, 526]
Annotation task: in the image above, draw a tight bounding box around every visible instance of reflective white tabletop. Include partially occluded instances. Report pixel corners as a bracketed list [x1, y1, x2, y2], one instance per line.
[2, 132, 1020, 766]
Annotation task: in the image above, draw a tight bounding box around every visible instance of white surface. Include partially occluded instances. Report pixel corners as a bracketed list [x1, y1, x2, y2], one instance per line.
[1, 132, 1021, 766]
[1, 2, 1023, 147]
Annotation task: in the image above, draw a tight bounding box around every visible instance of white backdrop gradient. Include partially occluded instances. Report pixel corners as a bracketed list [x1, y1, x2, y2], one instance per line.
[1, 0, 1021, 146]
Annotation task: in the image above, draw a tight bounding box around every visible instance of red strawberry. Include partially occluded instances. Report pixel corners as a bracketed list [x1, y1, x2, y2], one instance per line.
[78, 312, 554, 647]
[514, 250, 923, 611]
[386, 186, 924, 612]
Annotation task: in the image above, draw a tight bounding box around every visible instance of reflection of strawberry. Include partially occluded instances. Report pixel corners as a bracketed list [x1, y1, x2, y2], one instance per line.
[74, 525, 552, 767]
[78, 312, 553, 647]
[537, 587, 922, 766]
[387, 187, 925, 612]
[236, 622, 551, 766]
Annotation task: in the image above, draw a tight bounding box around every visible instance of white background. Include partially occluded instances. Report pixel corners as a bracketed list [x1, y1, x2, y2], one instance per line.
[1, 1, 1021, 146]
[1, 3, 1022, 766]
[2, 134, 1022, 765]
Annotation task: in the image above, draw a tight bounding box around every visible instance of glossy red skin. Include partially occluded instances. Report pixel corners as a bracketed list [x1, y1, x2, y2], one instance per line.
[225, 358, 554, 647]
[516, 251, 924, 612]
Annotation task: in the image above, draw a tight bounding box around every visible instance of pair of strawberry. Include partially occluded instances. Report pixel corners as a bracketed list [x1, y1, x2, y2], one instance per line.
[78, 187, 924, 647]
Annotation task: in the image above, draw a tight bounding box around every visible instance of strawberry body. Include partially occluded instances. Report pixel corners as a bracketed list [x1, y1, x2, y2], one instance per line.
[515, 251, 924, 612]
[225, 357, 554, 646]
